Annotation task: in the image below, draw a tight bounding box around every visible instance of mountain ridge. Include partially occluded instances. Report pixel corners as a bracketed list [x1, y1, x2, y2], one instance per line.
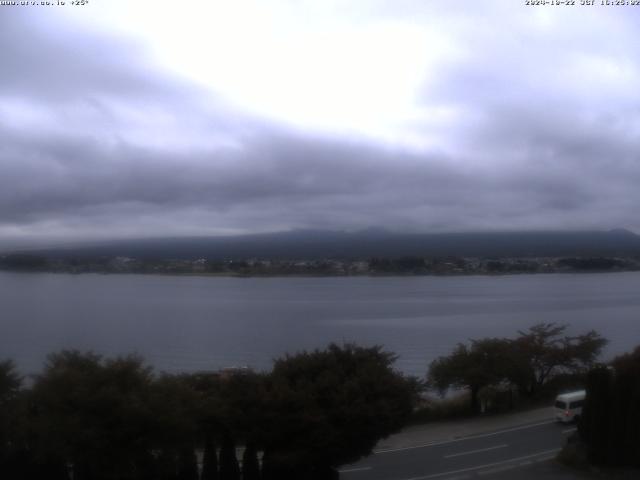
[9, 229, 640, 260]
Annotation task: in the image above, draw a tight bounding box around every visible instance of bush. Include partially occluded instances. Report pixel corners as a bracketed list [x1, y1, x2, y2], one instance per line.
[261, 344, 420, 474]
[0, 344, 421, 479]
[409, 392, 473, 424]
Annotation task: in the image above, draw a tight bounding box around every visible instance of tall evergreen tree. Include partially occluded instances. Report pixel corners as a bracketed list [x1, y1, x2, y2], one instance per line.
[201, 437, 219, 480]
[259, 450, 296, 480]
[580, 366, 613, 465]
[259, 450, 274, 480]
[134, 450, 159, 480]
[0, 360, 21, 476]
[23, 454, 70, 480]
[156, 449, 179, 480]
[241, 443, 260, 480]
[580, 346, 640, 467]
[610, 346, 640, 467]
[177, 446, 198, 480]
[219, 435, 240, 480]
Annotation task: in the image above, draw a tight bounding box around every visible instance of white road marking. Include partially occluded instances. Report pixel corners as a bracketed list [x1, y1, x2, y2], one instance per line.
[444, 444, 508, 459]
[338, 466, 372, 473]
[562, 428, 577, 434]
[400, 448, 561, 480]
[375, 420, 554, 454]
[535, 454, 557, 463]
[478, 464, 516, 476]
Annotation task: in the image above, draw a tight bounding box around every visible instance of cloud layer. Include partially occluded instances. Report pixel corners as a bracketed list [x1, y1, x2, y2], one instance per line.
[1, 2, 640, 247]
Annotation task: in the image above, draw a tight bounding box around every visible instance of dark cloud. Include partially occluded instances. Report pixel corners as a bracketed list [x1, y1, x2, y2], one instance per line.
[1, 119, 627, 240]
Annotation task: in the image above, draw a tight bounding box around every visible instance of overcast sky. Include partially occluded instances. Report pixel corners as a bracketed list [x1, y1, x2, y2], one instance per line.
[1, 1, 639, 247]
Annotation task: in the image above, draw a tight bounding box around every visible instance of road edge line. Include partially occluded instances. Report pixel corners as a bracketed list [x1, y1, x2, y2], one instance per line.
[375, 419, 554, 454]
[402, 448, 562, 480]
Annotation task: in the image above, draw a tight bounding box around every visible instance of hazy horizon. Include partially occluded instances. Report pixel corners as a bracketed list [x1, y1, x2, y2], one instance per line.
[3, 227, 640, 258]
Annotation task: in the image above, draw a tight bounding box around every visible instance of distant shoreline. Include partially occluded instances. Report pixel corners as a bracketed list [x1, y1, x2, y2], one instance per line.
[2, 266, 640, 279]
[3, 252, 640, 278]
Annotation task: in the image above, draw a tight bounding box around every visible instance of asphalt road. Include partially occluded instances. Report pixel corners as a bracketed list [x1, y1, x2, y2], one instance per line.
[339, 420, 577, 480]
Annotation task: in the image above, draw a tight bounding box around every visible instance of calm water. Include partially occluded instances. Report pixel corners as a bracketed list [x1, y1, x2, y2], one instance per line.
[1, 271, 639, 377]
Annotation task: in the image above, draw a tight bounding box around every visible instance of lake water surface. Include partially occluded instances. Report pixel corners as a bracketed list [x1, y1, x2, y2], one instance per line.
[1, 271, 639, 377]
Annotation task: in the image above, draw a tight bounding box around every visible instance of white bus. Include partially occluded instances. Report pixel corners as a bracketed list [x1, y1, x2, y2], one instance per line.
[554, 390, 585, 424]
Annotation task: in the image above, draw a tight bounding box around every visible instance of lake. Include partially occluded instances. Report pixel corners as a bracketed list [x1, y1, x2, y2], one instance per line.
[1, 271, 639, 377]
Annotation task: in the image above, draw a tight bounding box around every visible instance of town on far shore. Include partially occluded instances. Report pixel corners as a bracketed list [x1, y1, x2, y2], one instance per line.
[2, 253, 639, 276]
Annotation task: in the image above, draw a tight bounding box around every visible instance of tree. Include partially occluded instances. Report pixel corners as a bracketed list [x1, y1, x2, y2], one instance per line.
[610, 346, 640, 466]
[261, 344, 419, 478]
[580, 346, 640, 467]
[201, 436, 219, 480]
[2, 344, 420, 480]
[177, 446, 198, 480]
[29, 351, 158, 480]
[148, 374, 200, 457]
[427, 324, 608, 411]
[219, 434, 240, 480]
[0, 360, 21, 401]
[155, 449, 179, 480]
[579, 365, 614, 465]
[513, 323, 607, 396]
[215, 372, 269, 447]
[0, 254, 48, 271]
[428, 338, 513, 413]
[0, 360, 23, 477]
[241, 443, 260, 480]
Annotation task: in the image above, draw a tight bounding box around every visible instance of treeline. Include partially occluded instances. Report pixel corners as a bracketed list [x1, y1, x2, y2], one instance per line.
[0, 325, 632, 476]
[427, 323, 607, 413]
[2, 253, 640, 276]
[0, 254, 48, 271]
[429, 324, 640, 470]
[556, 257, 627, 270]
[0, 345, 419, 480]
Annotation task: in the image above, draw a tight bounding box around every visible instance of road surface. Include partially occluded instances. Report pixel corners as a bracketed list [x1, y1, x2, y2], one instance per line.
[340, 419, 577, 480]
